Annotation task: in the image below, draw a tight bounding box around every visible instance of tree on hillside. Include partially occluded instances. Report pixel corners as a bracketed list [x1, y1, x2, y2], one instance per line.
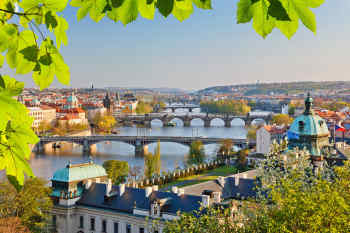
[0, 0, 326, 189]
[103, 160, 129, 184]
[187, 140, 205, 166]
[0, 178, 53, 233]
[271, 114, 293, 125]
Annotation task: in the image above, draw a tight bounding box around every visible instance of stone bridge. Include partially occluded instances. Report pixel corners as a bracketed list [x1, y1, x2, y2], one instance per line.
[116, 113, 272, 127]
[164, 104, 200, 113]
[37, 135, 252, 156]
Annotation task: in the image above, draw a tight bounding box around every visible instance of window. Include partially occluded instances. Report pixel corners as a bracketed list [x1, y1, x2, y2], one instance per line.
[79, 216, 84, 229]
[126, 224, 131, 233]
[102, 220, 107, 233]
[114, 222, 119, 233]
[139, 227, 145, 233]
[90, 217, 95, 231]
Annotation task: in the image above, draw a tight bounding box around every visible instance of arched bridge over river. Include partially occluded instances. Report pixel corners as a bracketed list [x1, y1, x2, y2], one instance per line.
[116, 113, 273, 128]
[36, 136, 254, 156]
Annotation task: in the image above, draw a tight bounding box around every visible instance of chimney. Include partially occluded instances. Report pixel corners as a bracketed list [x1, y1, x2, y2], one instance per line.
[201, 195, 210, 208]
[171, 186, 178, 194]
[177, 188, 184, 196]
[106, 179, 112, 196]
[145, 186, 152, 198]
[152, 185, 158, 192]
[235, 175, 240, 186]
[212, 192, 221, 203]
[217, 176, 225, 188]
[86, 179, 92, 189]
[119, 183, 125, 196]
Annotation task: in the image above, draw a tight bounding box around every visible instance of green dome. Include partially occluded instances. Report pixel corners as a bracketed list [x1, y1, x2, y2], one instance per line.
[289, 114, 329, 136]
[52, 161, 107, 182]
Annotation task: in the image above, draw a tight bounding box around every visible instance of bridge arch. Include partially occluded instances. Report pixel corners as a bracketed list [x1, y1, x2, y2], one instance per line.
[210, 118, 225, 127]
[150, 118, 163, 127]
[169, 117, 184, 127]
[251, 118, 266, 126]
[231, 118, 245, 126]
[190, 118, 204, 127]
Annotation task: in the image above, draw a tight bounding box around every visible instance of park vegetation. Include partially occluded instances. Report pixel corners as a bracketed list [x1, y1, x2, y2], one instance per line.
[102, 160, 129, 184]
[164, 144, 350, 233]
[200, 100, 251, 115]
[0, 178, 53, 233]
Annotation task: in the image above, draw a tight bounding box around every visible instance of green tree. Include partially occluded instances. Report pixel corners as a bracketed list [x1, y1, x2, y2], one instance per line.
[102, 160, 129, 184]
[271, 113, 293, 125]
[187, 140, 205, 166]
[200, 100, 251, 115]
[218, 139, 234, 157]
[0, 178, 53, 233]
[246, 126, 257, 140]
[237, 148, 249, 171]
[0, 0, 326, 189]
[288, 104, 296, 116]
[144, 141, 161, 178]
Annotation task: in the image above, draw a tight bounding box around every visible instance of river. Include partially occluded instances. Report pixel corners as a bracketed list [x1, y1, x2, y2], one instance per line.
[29, 109, 265, 180]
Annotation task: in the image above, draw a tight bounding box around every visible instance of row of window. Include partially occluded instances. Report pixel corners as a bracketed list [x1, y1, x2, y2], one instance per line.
[79, 216, 155, 233]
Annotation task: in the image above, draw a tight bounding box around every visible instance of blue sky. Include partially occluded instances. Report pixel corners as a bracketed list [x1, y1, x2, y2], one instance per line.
[12, 1, 350, 90]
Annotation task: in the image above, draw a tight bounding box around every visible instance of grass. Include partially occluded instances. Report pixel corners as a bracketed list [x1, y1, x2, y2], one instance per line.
[160, 165, 241, 190]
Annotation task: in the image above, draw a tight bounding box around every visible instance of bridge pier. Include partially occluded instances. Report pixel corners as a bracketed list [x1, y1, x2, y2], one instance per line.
[204, 119, 211, 128]
[189, 108, 193, 113]
[144, 120, 151, 128]
[171, 108, 175, 113]
[82, 140, 91, 154]
[135, 144, 148, 157]
[183, 119, 191, 127]
[34, 141, 45, 153]
[224, 119, 231, 128]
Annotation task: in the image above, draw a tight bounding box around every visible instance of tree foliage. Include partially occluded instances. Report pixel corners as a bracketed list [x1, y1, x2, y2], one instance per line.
[102, 160, 129, 184]
[0, 178, 53, 233]
[187, 140, 205, 166]
[0, 0, 326, 188]
[164, 145, 350, 233]
[136, 100, 153, 114]
[200, 100, 251, 115]
[144, 141, 161, 178]
[271, 113, 293, 125]
[0, 217, 31, 233]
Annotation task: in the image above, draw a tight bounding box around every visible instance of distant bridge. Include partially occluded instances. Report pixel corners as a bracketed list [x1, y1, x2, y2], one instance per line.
[115, 113, 272, 127]
[36, 135, 253, 156]
[164, 104, 200, 113]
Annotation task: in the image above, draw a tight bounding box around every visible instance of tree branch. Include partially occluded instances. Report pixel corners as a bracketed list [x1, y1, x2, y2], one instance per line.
[0, 8, 41, 16]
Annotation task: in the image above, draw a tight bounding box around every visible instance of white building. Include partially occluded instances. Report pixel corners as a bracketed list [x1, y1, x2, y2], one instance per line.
[256, 125, 288, 154]
[28, 106, 56, 128]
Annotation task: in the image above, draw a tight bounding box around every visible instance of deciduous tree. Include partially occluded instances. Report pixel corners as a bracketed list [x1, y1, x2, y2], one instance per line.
[102, 160, 129, 184]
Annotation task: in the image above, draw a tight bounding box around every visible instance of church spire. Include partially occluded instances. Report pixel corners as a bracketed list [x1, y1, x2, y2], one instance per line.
[304, 92, 314, 115]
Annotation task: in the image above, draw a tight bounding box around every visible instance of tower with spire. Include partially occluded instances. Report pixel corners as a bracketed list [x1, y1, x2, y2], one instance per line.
[103, 92, 112, 113]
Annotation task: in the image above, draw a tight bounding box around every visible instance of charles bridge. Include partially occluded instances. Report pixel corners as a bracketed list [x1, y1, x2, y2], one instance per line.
[36, 135, 254, 156]
[116, 113, 273, 128]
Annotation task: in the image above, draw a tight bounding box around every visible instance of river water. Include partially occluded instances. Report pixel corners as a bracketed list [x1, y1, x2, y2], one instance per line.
[29, 109, 256, 180]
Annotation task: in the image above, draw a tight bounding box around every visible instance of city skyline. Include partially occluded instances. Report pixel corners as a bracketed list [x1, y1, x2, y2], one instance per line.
[6, 1, 350, 90]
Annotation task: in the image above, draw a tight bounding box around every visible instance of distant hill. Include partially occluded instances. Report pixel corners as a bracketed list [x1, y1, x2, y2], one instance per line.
[197, 81, 350, 96]
[105, 87, 187, 94]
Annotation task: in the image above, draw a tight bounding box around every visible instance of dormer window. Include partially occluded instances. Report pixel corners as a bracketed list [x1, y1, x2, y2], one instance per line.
[151, 201, 160, 217]
[299, 121, 304, 132]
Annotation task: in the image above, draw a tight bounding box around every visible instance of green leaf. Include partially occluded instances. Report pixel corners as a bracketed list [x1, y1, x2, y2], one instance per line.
[251, 0, 275, 38]
[19, 0, 39, 11]
[138, 0, 155, 20]
[54, 16, 69, 49]
[77, 2, 92, 21]
[192, 0, 211, 10]
[45, 11, 58, 31]
[117, 0, 139, 25]
[0, 54, 4, 68]
[290, 0, 316, 33]
[89, 0, 107, 22]
[15, 30, 38, 74]
[267, 0, 290, 21]
[156, 0, 174, 17]
[237, 0, 253, 24]
[45, 0, 69, 12]
[173, 0, 193, 21]
[0, 75, 24, 96]
[306, 0, 325, 8]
